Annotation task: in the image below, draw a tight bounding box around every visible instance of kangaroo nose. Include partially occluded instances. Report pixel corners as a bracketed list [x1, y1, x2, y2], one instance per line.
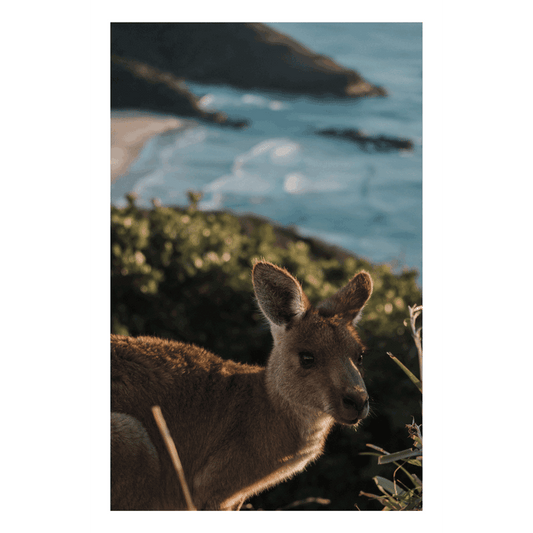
[341, 391, 369, 421]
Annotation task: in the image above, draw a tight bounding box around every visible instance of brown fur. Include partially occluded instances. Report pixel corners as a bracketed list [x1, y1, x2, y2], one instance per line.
[111, 261, 373, 510]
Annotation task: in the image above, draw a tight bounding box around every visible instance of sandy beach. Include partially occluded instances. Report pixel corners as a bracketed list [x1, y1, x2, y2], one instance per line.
[111, 111, 187, 182]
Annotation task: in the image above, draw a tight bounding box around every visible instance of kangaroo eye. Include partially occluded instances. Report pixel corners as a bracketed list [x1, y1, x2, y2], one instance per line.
[299, 351, 315, 369]
[357, 352, 365, 365]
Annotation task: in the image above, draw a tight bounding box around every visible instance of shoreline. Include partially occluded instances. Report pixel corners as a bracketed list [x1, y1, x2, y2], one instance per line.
[111, 111, 189, 182]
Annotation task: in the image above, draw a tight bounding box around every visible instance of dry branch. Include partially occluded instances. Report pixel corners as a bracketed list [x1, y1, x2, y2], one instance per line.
[152, 405, 196, 510]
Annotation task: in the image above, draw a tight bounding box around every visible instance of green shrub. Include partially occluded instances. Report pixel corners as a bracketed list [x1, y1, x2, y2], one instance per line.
[360, 305, 423, 511]
[111, 193, 422, 510]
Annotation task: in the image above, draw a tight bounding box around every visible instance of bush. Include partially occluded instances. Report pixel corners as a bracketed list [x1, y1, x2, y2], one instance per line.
[111, 193, 422, 510]
[360, 305, 423, 510]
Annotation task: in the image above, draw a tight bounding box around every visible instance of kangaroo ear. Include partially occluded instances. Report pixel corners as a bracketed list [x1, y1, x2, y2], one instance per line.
[317, 271, 373, 326]
[252, 261, 310, 327]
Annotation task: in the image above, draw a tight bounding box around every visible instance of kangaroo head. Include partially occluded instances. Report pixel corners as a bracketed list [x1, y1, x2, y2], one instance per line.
[252, 261, 373, 426]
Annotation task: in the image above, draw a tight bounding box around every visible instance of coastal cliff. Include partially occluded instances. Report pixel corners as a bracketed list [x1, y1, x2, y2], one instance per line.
[111, 23, 387, 125]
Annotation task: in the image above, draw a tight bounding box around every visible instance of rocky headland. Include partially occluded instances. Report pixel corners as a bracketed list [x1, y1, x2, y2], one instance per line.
[111, 55, 249, 129]
[111, 23, 387, 109]
[110, 23, 415, 180]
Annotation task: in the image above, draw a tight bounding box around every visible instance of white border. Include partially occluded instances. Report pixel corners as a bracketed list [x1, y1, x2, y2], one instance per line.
[87, 0, 446, 533]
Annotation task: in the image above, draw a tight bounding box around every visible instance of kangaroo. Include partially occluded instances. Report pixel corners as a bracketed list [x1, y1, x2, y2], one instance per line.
[111, 261, 373, 510]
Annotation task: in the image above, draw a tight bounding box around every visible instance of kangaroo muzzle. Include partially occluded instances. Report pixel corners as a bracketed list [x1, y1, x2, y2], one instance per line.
[340, 387, 369, 424]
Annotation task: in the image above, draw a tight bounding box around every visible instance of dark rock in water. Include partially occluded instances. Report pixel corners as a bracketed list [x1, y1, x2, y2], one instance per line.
[316, 127, 414, 152]
[111, 55, 249, 128]
[111, 22, 387, 99]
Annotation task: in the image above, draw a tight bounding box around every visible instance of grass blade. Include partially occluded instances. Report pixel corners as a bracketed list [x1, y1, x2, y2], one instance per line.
[387, 352, 422, 393]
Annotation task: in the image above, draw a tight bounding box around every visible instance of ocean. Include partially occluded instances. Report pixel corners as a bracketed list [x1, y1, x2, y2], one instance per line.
[111, 22, 422, 280]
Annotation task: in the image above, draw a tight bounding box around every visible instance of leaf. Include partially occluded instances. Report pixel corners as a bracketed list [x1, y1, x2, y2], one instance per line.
[378, 448, 422, 464]
[374, 476, 406, 497]
[387, 352, 422, 393]
[359, 452, 384, 458]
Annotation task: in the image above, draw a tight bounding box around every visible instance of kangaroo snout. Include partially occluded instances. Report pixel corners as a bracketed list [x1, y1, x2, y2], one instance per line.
[341, 389, 369, 424]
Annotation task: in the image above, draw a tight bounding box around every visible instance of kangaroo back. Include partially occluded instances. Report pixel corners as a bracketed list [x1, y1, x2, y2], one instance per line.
[111, 261, 373, 510]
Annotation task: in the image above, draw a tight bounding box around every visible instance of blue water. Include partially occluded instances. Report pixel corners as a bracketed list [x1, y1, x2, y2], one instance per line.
[111, 23, 422, 279]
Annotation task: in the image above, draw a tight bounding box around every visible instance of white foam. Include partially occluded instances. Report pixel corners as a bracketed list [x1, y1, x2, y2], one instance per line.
[204, 139, 301, 198]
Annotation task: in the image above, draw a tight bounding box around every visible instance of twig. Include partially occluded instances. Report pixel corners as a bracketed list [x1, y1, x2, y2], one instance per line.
[152, 405, 196, 510]
[365, 443, 390, 455]
[408, 304, 423, 383]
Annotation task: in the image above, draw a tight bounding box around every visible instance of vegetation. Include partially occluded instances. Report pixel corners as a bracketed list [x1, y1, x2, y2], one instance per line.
[360, 305, 423, 510]
[111, 192, 422, 510]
